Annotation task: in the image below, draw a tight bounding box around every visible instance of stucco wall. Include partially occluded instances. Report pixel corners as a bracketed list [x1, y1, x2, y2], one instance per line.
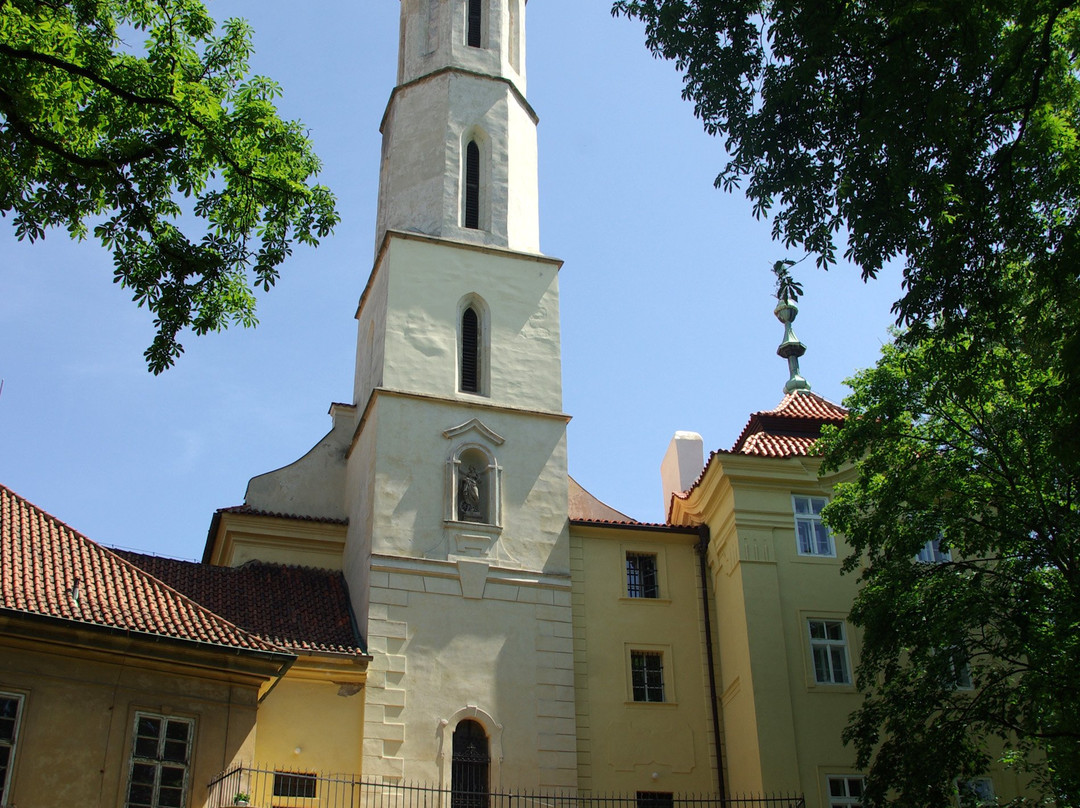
[0, 632, 266, 808]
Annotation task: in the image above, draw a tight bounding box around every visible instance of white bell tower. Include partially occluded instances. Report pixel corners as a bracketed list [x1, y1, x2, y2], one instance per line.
[346, 0, 577, 790]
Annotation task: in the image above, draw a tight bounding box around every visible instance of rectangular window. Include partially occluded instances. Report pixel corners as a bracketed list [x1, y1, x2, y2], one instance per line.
[794, 495, 834, 556]
[274, 772, 317, 799]
[626, 553, 659, 598]
[636, 792, 674, 808]
[630, 651, 665, 702]
[125, 713, 193, 808]
[0, 694, 24, 807]
[828, 775, 864, 808]
[809, 619, 852, 684]
[958, 777, 995, 805]
[916, 537, 951, 563]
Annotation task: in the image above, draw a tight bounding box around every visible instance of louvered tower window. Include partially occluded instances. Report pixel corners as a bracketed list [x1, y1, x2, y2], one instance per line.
[451, 720, 489, 808]
[464, 140, 481, 229]
[461, 306, 480, 393]
[467, 0, 483, 48]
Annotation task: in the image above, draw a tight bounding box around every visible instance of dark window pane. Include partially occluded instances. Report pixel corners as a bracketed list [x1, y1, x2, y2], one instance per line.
[464, 142, 481, 229]
[461, 307, 479, 392]
[467, 0, 482, 47]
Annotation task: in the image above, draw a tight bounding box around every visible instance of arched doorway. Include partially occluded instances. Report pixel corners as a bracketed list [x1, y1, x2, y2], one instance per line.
[451, 719, 489, 808]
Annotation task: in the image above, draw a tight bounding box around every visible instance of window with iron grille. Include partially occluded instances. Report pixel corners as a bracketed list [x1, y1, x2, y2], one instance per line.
[461, 306, 480, 392]
[626, 552, 659, 598]
[636, 792, 674, 808]
[827, 775, 864, 808]
[274, 772, 317, 799]
[451, 719, 489, 808]
[464, 141, 481, 229]
[631, 650, 665, 702]
[0, 694, 23, 807]
[125, 713, 193, 808]
[809, 620, 852, 685]
[467, 0, 483, 47]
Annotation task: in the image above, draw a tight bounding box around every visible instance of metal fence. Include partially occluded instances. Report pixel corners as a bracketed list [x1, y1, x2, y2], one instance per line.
[206, 767, 805, 808]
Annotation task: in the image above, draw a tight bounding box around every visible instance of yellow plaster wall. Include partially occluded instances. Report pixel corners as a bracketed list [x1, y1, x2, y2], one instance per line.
[0, 632, 266, 808]
[253, 661, 367, 778]
[571, 524, 717, 796]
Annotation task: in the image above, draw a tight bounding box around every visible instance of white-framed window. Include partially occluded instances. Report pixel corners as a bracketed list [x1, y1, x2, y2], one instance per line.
[0, 693, 24, 807]
[793, 495, 834, 556]
[827, 775, 864, 808]
[626, 552, 660, 599]
[916, 536, 951, 563]
[125, 712, 194, 808]
[957, 776, 995, 805]
[630, 650, 665, 703]
[809, 619, 852, 685]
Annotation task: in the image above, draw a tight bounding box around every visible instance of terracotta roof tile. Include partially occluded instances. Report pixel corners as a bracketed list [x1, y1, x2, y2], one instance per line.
[116, 552, 364, 656]
[0, 485, 279, 654]
[216, 505, 349, 526]
[730, 391, 847, 457]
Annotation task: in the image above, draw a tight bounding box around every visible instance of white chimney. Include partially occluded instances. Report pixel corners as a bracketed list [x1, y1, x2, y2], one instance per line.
[661, 431, 704, 517]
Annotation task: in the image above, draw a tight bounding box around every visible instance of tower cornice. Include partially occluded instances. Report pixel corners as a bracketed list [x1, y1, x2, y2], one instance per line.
[380, 66, 539, 135]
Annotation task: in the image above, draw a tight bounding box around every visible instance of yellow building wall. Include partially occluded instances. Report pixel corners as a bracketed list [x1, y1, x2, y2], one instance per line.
[253, 659, 367, 779]
[0, 628, 274, 808]
[571, 523, 718, 796]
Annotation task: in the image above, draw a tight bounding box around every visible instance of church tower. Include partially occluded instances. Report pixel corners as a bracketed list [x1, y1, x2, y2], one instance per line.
[348, 0, 576, 789]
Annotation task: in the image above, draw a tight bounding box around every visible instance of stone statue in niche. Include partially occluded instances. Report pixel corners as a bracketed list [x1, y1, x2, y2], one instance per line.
[458, 466, 484, 522]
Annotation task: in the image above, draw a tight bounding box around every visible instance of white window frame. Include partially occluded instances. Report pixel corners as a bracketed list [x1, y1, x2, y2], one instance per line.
[827, 775, 864, 807]
[808, 619, 852, 685]
[916, 536, 951, 563]
[630, 649, 666, 703]
[0, 693, 24, 807]
[793, 495, 835, 557]
[125, 711, 194, 808]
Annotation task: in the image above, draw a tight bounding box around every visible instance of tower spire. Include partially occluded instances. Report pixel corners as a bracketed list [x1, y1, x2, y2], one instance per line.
[375, 0, 538, 254]
[774, 297, 811, 395]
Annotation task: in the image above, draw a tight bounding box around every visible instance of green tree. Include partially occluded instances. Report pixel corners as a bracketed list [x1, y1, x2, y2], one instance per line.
[611, 0, 1080, 802]
[1, 0, 338, 372]
[818, 266, 1080, 805]
[610, 0, 1080, 338]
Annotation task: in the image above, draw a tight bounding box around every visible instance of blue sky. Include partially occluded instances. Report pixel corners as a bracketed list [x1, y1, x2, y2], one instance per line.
[0, 1, 903, 560]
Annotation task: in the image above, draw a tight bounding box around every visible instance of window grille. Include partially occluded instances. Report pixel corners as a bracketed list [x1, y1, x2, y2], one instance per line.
[274, 772, 317, 798]
[451, 720, 489, 808]
[626, 553, 659, 598]
[464, 141, 481, 229]
[637, 792, 675, 808]
[631, 651, 665, 702]
[461, 306, 480, 393]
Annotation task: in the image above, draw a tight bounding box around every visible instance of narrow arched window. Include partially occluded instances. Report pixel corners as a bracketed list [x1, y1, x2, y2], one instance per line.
[464, 140, 481, 230]
[467, 0, 483, 48]
[451, 720, 489, 808]
[461, 306, 480, 393]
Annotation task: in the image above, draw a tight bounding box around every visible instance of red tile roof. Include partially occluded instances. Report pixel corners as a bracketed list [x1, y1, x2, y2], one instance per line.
[667, 392, 848, 522]
[0, 484, 279, 654]
[216, 504, 349, 526]
[730, 391, 847, 457]
[116, 552, 364, 656]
